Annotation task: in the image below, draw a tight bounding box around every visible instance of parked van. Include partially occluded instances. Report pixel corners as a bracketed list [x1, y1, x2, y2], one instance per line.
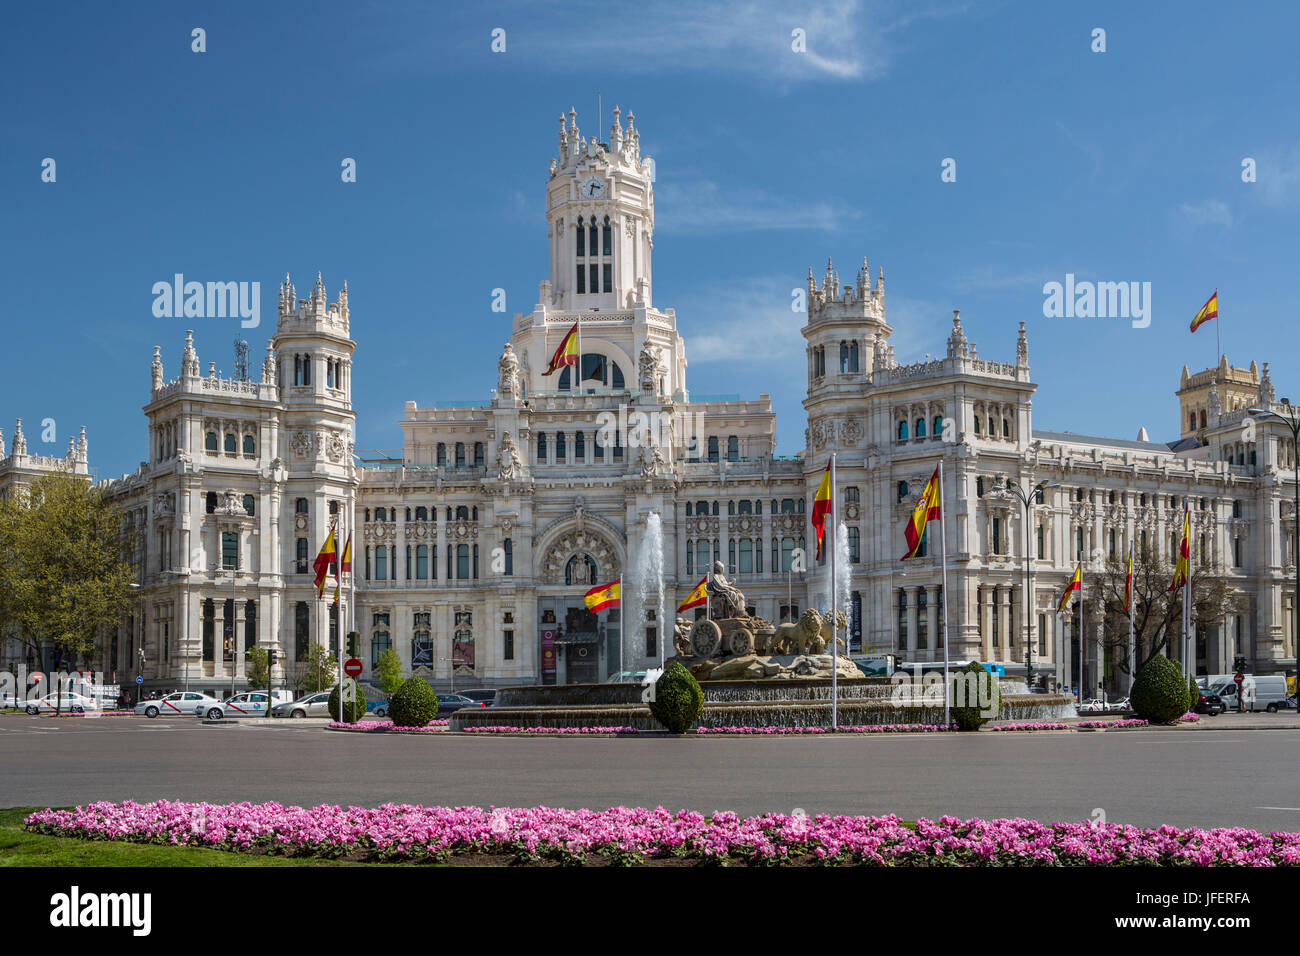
[1209, 675, 1289, 712]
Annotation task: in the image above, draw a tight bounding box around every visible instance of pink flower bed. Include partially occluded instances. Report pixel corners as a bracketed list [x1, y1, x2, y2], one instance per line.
[699, 724, 954, 735]
[992, 722, 1070, 732]
[24, 800, 1300, 866]
[1079, 713, 1201, 729]
[329, 719, 450, 734]
[462, 725, 639, 735]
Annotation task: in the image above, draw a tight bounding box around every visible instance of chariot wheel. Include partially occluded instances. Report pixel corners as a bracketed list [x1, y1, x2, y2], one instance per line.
[725, 627, 754, 657]
[690, 619, 722, 658]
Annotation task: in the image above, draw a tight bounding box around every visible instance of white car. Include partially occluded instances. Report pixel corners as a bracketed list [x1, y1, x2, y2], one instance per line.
[207, 691, 273, 719]
[135, 691, 224, 719]
[25, 692, 100, 714]
[1076, 698, 1107, 713]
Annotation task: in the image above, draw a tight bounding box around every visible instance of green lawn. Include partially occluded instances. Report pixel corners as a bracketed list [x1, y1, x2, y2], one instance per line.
[0, 808, 374, 867]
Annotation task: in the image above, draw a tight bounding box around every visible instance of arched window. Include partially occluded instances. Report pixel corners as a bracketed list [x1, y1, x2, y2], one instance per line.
[781, 537, 795, 571]
[375, 545, 388, 581]
[412, 612, 432, 666]
[415, 544, 428, 579]
[1003, 418, 1011, 438]
[296, 537, 309, 574]
[696, 540, 710, 573]
[976, 476, 985, 497]
[589, 220, 599, 259]
[455, 443, 466, 468]
[574, 431, 585, 459]
[537, 432, 547, 461]
[206, 492, 217, 514]
[728, 500, 736, 516]
[473, 442, 484, 467]
[1189, 412, 1197, 430]
[565, 554, 598, 586]
[456, 544, 470, 579]
[897, 421, 908, 442]
[897, 481, 909, 502]
[727, 436, 739, 461]
[415, 506, 428, 521]
[796, 499, 805, 514]
[375, 507, 387, 522]
[242, 494, 255, 516]
[933, 415, 943, 437]
[602, 215, 612, 256]
[243, 434, 255, 455]
[503, 538, 513, 575]
[576, 217, 585, 256]
[555, 431, 567, 461]
[224, 433, 236, 453]
[849, 341, 859, 371]
[916, 418, 926, 438]
[707, 436, 719, 462]
[1200, 410, 1207, 429]
[686, 539, 693, 574]
[295, 498, 308, 514]
[974, 417, 982, 435]
[840, 342, 850, 373]
[739, 538, 753, 573]
[611, 362, 625, 389]
[455, 505, 469, 520]
[848, 527, 861, 563]
[686, 503, 693, 517]
[738, 499, 753, 515]
[434, 442, 445, 467]
[844, 486, 859, 505]
[205, 431, 217, 452]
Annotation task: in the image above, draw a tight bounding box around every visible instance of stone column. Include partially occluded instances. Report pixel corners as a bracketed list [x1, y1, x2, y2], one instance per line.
[926, 585, 939, 662]
[906, 587, 918, 661]
[234, 602, 246, 680]
[980, 587, 993, 662]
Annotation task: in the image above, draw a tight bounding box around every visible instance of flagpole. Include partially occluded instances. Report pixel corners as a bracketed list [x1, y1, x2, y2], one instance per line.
[1079, 568, 1085, 704]
[618, 573, 623, 678]
[938, 460, 951, 727]
[829, 452, 838, 731]
[1127, 540, 1135, 694]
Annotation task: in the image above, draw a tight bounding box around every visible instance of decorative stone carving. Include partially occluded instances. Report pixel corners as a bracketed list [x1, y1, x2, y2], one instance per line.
[840, 418, 862, 445]
[539, 529, 621, 584]
[326, 431, 345, 462]
[638, 342, 663, 394]
[497, 431, 525, 481]
[497, 343, 519, 397]
[291, 431, 312, 458]
[640, 442, 669, 478]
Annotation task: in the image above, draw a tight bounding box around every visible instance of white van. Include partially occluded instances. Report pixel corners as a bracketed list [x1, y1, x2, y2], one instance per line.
[1210, 675, 1290, 713]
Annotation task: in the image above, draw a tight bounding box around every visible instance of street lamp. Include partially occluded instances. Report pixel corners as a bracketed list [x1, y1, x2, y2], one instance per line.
[1248, 399, 1300, 700]
[1003, 478, 1059, 689]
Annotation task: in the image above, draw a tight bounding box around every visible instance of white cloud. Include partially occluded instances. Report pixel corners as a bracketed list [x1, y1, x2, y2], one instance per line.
[1252, 144, 1300, 208]
[1177, 199, 1233, 227]
[656, 179, 856, 233]
[675, 275, 807, 363]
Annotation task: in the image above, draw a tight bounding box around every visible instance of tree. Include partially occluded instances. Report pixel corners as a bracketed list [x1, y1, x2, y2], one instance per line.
[1088, 544, 1236, 688]
[0, 473, 136, 710]
[291, 644, 340, 696]
[246, 646, 269, 691]
[374, 647, 405, 695]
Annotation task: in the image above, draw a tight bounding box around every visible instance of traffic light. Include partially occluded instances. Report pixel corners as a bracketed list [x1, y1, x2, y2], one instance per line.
[346, 632, 359, 657]
[1233, 655, 1248, 674]
[268, 648, 277, 666]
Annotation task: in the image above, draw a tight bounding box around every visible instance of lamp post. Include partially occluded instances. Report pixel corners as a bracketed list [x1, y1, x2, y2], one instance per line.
[1003, 478, 1058, 689]
[1248, 399, 1300, 701]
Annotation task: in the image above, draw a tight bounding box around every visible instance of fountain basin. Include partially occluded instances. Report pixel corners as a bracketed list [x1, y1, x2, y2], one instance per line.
[451, 677, 1076, 731]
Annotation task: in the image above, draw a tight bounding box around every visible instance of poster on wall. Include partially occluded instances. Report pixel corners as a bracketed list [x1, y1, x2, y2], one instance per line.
[540, 628, 557, 672]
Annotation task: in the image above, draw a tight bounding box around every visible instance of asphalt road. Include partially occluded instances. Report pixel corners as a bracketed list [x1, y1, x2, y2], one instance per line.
[2, 717, 1298, 831]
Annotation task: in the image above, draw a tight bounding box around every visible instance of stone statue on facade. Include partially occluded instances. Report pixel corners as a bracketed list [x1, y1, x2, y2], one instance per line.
[496, 431, 525, 481]
[638, 342, 663, 394]
[640, 442, 668, 478]
[497, 342, 519, 397]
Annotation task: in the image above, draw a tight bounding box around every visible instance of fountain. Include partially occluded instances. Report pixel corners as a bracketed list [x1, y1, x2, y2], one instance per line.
[629, 511, 666, 672]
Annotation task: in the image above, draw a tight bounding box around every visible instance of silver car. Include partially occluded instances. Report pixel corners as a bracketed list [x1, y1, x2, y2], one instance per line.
[273, 691, 332, 718]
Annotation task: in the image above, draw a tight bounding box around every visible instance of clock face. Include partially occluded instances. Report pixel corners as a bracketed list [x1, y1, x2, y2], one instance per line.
[580, 176, 605, 198]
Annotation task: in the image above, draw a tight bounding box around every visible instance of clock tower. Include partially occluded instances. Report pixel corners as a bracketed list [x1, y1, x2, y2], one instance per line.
[546, 106, 654, 312]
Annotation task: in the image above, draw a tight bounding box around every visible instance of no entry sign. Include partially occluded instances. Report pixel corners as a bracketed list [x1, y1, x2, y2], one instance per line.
[344, 658, 363, 678]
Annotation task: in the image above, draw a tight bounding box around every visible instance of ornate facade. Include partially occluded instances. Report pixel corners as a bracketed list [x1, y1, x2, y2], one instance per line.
[67, 108, 1297, 696]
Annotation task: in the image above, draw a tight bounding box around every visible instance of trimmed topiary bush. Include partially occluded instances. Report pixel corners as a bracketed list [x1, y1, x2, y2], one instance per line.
[649, 660, 704, 733]
[949, 661, 1002, 731]
[329, 679, 367, 724]
[1130, 656, 1192, 724]
[389, 676, 439, 728]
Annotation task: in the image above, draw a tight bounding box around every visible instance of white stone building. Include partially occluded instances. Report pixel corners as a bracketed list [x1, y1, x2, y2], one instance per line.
[67, 107, 1298, 697]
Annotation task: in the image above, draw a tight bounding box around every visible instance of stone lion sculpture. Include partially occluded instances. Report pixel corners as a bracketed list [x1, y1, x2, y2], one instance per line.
[771, 608, 823, 656]
[808, 609, 849, 654]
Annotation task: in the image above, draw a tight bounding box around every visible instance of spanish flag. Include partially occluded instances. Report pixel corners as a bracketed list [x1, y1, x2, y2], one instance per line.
[900, 466, 941, 561]
[340, 533, 352, 574]
[1124, 547, 1133, 613]
[811, 461, 832, 560]
[584, 578, 621, 613]
[677, 576, 707, 613]
[1058, 564, 1081, 613]
[1168, 505, 1190, 592]
[313, 526, 337, 599]
[1190, 291, 1218, 333]
[542, 321, 579, 376]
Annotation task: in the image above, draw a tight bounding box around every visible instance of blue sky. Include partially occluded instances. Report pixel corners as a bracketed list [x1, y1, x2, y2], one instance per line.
[3, 0, 1298, 480]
